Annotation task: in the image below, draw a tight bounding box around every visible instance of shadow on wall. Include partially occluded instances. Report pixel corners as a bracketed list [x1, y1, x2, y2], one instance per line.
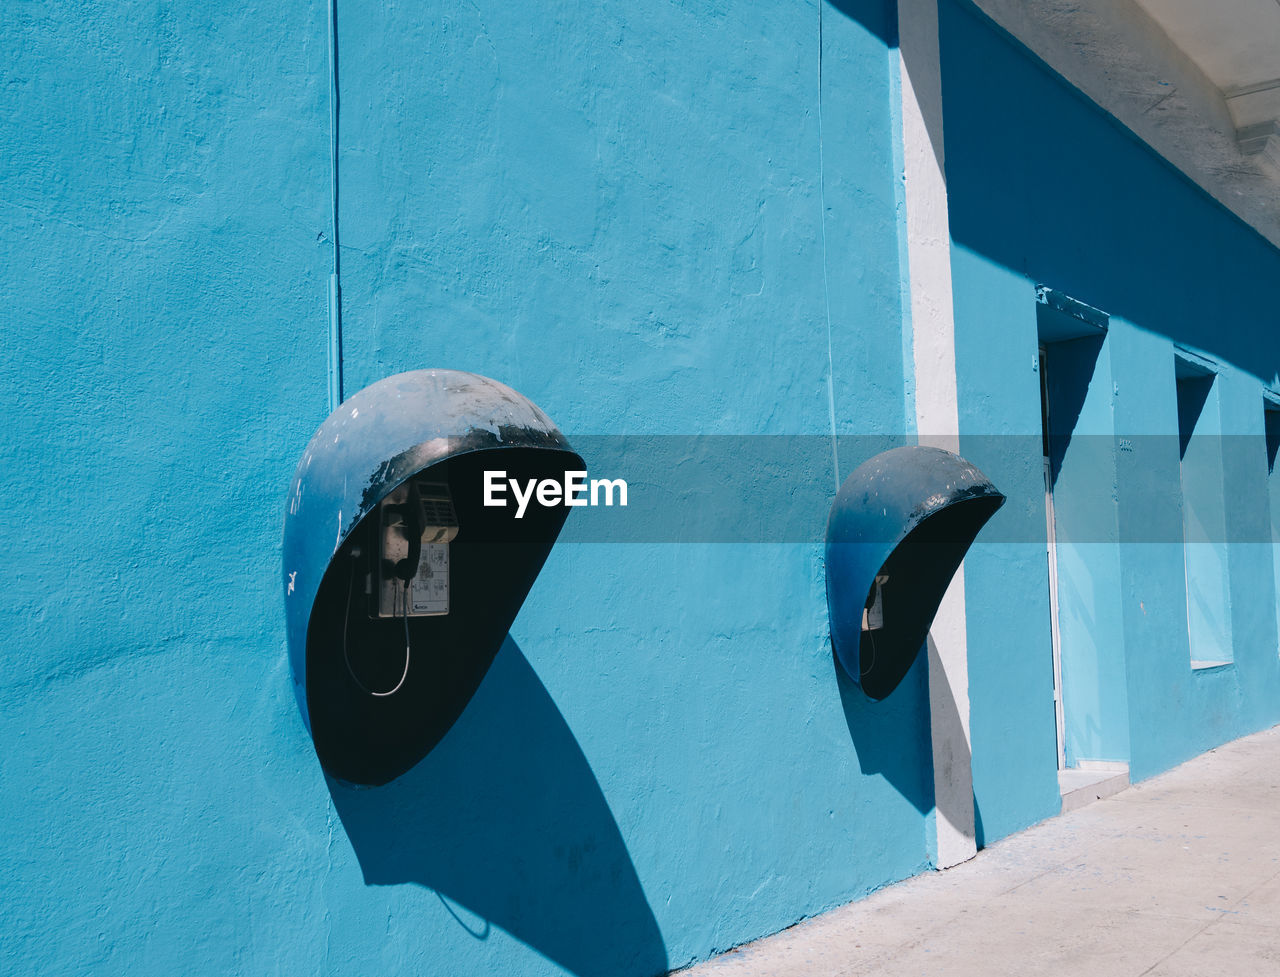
[834, 646, 935, 817]
[1044, 334, 1106, 490]
[330, 638, 669, 977]
[826, 0, 897, 46]
[835, 638, 990, 850]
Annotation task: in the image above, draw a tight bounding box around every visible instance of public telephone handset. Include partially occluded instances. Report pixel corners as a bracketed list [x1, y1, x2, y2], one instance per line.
[343, 477, 459, 698]
[374, 478, 458, 619]
[863, 574, 889, 632]
[859, 573, 889, 680]
[386, 479, 424, 583]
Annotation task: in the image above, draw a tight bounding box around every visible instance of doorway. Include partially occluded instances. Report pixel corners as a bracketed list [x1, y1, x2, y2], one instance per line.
[1035, 289, 1130, 807]
[1038, 345, 1066, 771]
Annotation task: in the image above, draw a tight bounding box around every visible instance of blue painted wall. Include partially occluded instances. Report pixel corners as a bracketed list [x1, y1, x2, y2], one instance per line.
[0, 2, 943, 975]
[7, 0, 1280, 971]
[941, 0, 1280, 837]
[0, 0, 334, 972]
[1176, 362, 1234, 665]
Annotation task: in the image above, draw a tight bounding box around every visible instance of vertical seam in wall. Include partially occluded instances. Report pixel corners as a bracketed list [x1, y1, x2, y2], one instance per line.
[327, 0, 344, 410]
[817, 0, 841, 491]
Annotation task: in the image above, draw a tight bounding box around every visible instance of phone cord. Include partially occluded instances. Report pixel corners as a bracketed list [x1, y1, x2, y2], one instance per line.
[342, 561, 411, 696]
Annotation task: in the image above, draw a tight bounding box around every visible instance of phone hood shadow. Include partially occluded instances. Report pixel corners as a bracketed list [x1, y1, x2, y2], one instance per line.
[835, 645, 935, 817]
[329, 638, 669, 977]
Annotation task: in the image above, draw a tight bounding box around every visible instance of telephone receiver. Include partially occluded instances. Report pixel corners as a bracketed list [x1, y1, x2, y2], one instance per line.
[386, 479, 424, 583]
[863, 574, 889, 631]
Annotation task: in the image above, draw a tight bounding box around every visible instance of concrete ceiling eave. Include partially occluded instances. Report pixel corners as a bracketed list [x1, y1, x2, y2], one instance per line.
[966, 0, 1280, 251]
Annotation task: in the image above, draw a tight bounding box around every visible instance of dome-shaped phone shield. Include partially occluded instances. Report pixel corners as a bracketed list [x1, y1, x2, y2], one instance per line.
[825, 446, 1005, 699]
[283, 370, 583, 786]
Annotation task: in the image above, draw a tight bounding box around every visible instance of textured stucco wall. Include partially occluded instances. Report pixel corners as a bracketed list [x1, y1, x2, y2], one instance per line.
[9, 0, 1278, 971]
[0, 2, 937, 975]
[1, 0, 334, 972]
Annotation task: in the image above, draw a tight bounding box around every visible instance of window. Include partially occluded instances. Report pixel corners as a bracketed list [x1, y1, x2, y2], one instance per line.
[1175, 354, 1232, 668]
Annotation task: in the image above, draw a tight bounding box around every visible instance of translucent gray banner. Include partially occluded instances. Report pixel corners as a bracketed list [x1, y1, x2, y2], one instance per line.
[447, 435, 1280, 544]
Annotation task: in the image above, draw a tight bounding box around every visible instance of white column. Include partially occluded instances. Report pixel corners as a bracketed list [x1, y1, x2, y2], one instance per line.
[898, 0, 976, 869]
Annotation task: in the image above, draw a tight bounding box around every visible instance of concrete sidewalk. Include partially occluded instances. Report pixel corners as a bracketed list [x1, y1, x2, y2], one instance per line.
[681, 726, 1280, 976]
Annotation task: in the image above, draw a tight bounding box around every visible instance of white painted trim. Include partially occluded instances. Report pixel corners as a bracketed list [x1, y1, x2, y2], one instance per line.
[898, 0, 976, 870]
[925, 587, 975, 868]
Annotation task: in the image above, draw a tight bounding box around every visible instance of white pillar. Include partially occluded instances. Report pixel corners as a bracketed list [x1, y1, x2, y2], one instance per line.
[898, 0, 976, 869]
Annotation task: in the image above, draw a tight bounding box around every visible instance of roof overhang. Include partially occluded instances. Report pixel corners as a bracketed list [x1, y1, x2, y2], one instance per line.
[970, 0, 1280, 248]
